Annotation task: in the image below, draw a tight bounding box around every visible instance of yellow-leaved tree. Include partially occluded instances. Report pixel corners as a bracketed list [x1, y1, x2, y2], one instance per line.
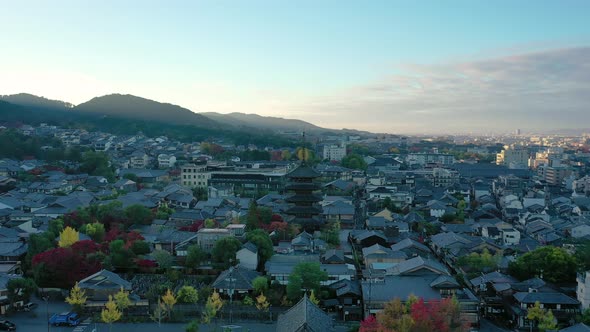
[255, 293, 269, 312]
[309, 290, 320, 306]
[58, 226, 79, 247]
[161, 288, 177, 319]
[101, 295, 122, 332]
[65, 282, 87, 312]
[202, 290, 224, 324]
[114, 287, 131, 314]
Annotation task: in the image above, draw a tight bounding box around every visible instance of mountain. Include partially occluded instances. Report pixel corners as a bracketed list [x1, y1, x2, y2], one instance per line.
[0, 93, 74, 111]
[75, 94, 218, 128]
[201, 112, 328, 133]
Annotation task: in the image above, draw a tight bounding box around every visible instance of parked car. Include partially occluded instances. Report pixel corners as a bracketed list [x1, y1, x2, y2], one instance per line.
[49, 312, 80, 327]
[0, 320, 16, 331]
[22, 302, 37, 312]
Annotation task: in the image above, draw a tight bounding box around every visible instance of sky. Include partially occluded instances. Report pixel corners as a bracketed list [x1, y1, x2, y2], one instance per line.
[1, 0, 589, 134]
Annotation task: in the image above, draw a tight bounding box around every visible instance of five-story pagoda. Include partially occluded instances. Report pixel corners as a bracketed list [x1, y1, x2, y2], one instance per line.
[285, 142, 324, 229]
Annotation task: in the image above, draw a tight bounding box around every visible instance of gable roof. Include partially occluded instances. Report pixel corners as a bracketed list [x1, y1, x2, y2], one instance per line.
[276, 293, 333, 332]
[78, 269, 131, 290]
[212, 265, 261, 291]
[560, 323, 590, 332]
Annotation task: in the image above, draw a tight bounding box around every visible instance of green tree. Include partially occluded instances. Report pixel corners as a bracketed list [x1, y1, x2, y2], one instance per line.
[101, 295, 122, 332]
[125, 204, 153, 225]
[527, 301, 557, 332]
[153, 250, 174, 269]
[177, 285, 199, 304]
[109, 239, 135, 269]
[246, 229, 273, 267]
[80, 151, 115, 182]
[286, 262, 328, 301]
[508, 246, 578, 283]
[185, 245, 207, 268]
[252, 276, 269, 295]
[131, 240, 151, 255]
[575, 240, 590, 271]
[211, 237, 241, 269]
[185, 320, 200, 332]
[340, 153, 367, 170]
[85, 222, 105, 242]
[24, 233, 54, 269]
[6, 278, 37, 307]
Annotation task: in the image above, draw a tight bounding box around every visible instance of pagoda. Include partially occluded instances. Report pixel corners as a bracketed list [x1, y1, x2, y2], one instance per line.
[285, 144, 324, 229]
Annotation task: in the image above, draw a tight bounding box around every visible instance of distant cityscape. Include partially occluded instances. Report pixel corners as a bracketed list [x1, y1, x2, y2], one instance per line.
[0, 116, 588, 331]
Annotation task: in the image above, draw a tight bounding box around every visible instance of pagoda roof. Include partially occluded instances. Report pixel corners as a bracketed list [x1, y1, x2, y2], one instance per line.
[287, 165, 320, 179]
[285, 183, 321, 191]
[286, 206, 323, 215]
[286, 194, 323, 203]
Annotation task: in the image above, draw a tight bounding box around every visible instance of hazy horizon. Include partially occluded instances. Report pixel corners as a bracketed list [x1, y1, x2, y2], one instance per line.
[1, 1, 589, 135]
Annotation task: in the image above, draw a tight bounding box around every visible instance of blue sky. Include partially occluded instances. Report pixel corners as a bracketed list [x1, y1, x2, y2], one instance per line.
[1, 0, 589, 133]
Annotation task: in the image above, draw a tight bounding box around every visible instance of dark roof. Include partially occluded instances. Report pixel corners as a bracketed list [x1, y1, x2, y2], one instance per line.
[513, 292, 579, 305]
[560, 323, 590, 332]
[287, 165, 320, 179]
[242, 242, 258, 254]
[78, 269, 132, 290]
[276, 294, 333, 332]
[212, 265, 261, 291]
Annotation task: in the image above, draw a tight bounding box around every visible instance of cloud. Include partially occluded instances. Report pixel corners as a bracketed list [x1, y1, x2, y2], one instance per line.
[293, 47, 590, 134]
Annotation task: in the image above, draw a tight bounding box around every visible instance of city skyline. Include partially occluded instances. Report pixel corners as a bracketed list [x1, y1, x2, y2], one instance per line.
[1, 0, 589, 134]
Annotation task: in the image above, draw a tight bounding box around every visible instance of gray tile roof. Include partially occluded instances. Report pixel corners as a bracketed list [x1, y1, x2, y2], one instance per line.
[276, 294, 334, 332]
[78, 269, 132, 290]
[212, 265, 261, 291]
[513, 292, 579, 305]
[560, 323, 590, 332]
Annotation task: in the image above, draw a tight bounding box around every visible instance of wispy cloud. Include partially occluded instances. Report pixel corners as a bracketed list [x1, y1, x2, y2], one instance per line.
[292, 47, 590, 134]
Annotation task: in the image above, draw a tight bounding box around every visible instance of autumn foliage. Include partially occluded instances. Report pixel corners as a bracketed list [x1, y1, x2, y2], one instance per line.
[359, 297, 468, 332]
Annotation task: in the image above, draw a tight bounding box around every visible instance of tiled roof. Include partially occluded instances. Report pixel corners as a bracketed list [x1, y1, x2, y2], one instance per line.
[276, 294, 333, 332]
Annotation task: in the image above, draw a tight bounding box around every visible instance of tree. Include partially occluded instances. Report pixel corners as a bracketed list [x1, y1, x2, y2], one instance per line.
[527, 301, 557, 332]
[309, 290, 320, 306]
[24, 233, 53, 269]
[6, 278, 37, 307]
[341, 153, 367, 170]
[177, 285, 199, 304]
[376, 298, 414, 332]
[151, 299, 167, 327]
[58, 226, 79, 248]
[246, 229, 274, 267]
[101, 295, 122, 332]
[131, 240, 151, 255]
[65, 282, 87, 312]
[410, 297, 465, 332]
[211, 237, 241, 269]
[114, 287, 131, 313]
[153, 249, 174, 269]
[255, 293, 270, 312]
[202, 290, 224, 324]
[185, 320, 200, 332]
[508, 246, 578, 283]
[286, 262, 328, 301]
[161, 288, 177, 319]
[85, 222, 105, 242]
[125, 204, 153, 225]
[109, 239, 135, 269]
[575, 240, 590, 271]
[185, 245, 207, 268]
[252, 276, 269, 295]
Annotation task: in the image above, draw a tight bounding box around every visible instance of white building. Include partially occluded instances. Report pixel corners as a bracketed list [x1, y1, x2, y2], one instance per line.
[158, 154, 177, 168]
[407, 153, 455, 166]
[578, 271, 590, 309]
[181, 163, 210, 188]
[322, 143, 347, 161]
[496, 145, 529, 169]
[236, 242, 258, 271]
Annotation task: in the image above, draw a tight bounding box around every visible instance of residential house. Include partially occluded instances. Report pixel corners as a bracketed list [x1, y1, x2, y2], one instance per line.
[236, 242, 258, 271]
[129, 151, 149, 169]
[157, 154, 177, 168]
[212, 265, 261, 299]
[78, 269, 132, 301]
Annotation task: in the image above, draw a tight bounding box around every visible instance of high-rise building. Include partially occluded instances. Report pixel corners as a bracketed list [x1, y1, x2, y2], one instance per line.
[496, 145, 529, 169]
